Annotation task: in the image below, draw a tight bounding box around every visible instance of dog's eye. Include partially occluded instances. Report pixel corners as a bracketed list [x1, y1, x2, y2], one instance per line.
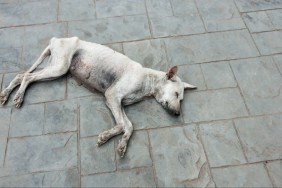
[175, 92, 179, 98]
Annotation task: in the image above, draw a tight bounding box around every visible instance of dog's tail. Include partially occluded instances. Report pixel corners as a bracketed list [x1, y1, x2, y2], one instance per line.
[27, 45, 51, 73]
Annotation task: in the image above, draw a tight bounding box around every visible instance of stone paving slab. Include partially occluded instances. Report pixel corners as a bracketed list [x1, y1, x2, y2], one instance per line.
[0, 27, 24, 48]
[266, 160, 282, 187]
[0, 48, 21, 74]
[253, 31, 282, 55]
[242, 11, 274, 33]
[0, 138, 7, 167]
[0, 108, 11, 137]
[211, 163, 273, 187]
[165, 30, 259, 66]
[81, 167, 156, 187]
[0, 168, 79, 187]
[170, 0, 198, 16]
[235, 0, 282, 12]
[234, 115, 282, 163]
[231, 57, 282, 115]
[267, 9, 282, 29]
[146, 0, 173, 18]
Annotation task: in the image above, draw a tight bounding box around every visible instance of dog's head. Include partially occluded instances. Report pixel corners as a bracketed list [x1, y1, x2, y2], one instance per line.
[154, 66, 196, 116]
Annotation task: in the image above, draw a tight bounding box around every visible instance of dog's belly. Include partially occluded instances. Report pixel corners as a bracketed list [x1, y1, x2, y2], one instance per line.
[69, 49, 126, 93]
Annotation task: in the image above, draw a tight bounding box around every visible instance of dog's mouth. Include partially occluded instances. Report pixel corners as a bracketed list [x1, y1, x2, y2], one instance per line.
[161, 102, 180, 116]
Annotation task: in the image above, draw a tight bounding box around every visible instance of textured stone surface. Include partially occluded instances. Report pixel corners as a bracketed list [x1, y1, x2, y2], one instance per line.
[5, 133, 77, 172]
[165, 30, 259, 65]
[267, 9, 282, 29]
[117, 130, 152, 169]
[68, 16, 150, 44]
[170, 0, 198, 16]
[243, 11, 274, 33]
[212, 164, 272, 187]
[150, 15, 205, 37]
[0, 168, 79, 187]
[0, 108, 11, 137]
[0, 1, 57, 27]
[234, 115, 282, 162]
[0, 27, 24, 48]
[123, 39, 167, 71]
[82, 167, 156, 187]
[10, 104, 44, 137]
[96, 0, 146, 18]
[178, 64, 206, 91]
[146, 0, 173, 17]
[197, 0, 245, 32]
[266, 160, 282, 187]
[273, 54, 282, 74]
[201, 62, 237, 89]
[79, 96, 114, 137]
[199, 121, 246, 167]
[231, 57, 282, 115]
[45, 100, 78, 134]
[149, 125, 214, 187]
[59, 0, 95, 21]
[125, 98, 183, 130]
[0, 138, 7, 167]
[253, 31, 282, 55]
[182, 88, 248, 123]
[0, 48, 21, 74]
[80, 136, 115, 175]
[235, 0, 282, 12]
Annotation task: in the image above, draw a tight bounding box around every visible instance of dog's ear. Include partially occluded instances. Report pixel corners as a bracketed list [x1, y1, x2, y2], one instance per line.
[166, 66, 178, 80]
[183, 82, 197, 89]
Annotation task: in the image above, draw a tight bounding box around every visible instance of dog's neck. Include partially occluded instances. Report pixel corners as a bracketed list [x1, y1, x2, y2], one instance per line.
[142, 68, 166, 97]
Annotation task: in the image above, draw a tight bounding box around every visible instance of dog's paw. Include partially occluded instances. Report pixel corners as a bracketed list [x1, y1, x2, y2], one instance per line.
[13, 93, 24, 108]
[96, 132, 109, 147]
[0, 93, 8, 105]
[117, 140, 127, 158]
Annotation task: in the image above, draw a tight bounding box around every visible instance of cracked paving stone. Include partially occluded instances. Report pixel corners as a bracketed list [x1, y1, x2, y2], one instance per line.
[0, 168, 79, 187]
[212, 163, 272, 187]
[234, 115, 282, 163]
[4, 133, 77, 173]
[80, 136, 115, 175]
[10, 104, 44, 137]
[199, 120, 246, 167]
[266, 160, 282, 187]
[149, 125, 214, 187]
[82, 167, 156, 187]
[123, 39, 168, 71]
[231, 57, 282, 115]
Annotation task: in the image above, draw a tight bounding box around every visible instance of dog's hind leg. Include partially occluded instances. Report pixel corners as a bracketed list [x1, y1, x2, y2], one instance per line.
[0, 46, 50, 105]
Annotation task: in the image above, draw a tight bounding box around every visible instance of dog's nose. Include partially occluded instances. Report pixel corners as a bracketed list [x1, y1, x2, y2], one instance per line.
[174, 112, 180, 116]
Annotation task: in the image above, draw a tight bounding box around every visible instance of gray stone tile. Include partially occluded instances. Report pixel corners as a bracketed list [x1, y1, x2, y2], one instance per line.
[5, 133, 77, 172]
[0, 108, 11, 137]
[117, 130, 152, 169]
[10, 104, 44, 137]
[178, 64, 206, 91]
[243, 11, 274, 33]
[170, 0, 198, 16]
[59, 0, 95, 21]
[165, 30, 259, 66]
[0, 27, 24, 48]
[212, 164, 272, 187]
[149, 125, 214, 187]
[44, 100, 78, 134]
[0, 48, 21, 74]
[105, 43, 123, 54]
[199, 121, 246, 167]
[182, 88, 248, 123]
[123, 39, 167, 71]
[82, 167, 156, 187]
[231, 57, 282, 115]
[125, 98, 183, 130]
[146, 0, 173, 17]
[267, 9, 282, 30]
[23, 23, 67, 67]
[201, 62, 237, 89]
[253, 31, 282, 55]
[79, 96, 114, 137]
[0, 138, 7, 167]
[68, 16, 150, 44]
[0, 1, 57, 27]
[80, 136, 115, 175]
[0, 168, 79, 187]
[266, 160, 282, 187]
[235, 0, 282, 12]
[197, 0, 245, 32]
[96, 0, 146, 18]
[273, 54, 282, 74]
[234, 115, 282, 163]
[150, 15, 205, 37]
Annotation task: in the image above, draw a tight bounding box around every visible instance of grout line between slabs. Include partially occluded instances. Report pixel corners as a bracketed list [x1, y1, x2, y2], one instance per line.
[146, 130, 158, 188]
[263, 162, 276, 188]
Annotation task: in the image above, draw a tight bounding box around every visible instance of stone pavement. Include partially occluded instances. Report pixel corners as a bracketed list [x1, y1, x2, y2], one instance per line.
[0, 0, 282, 187]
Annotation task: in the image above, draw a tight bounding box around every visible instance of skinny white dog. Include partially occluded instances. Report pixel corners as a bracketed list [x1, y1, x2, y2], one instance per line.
[0, 37, 196, 157]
